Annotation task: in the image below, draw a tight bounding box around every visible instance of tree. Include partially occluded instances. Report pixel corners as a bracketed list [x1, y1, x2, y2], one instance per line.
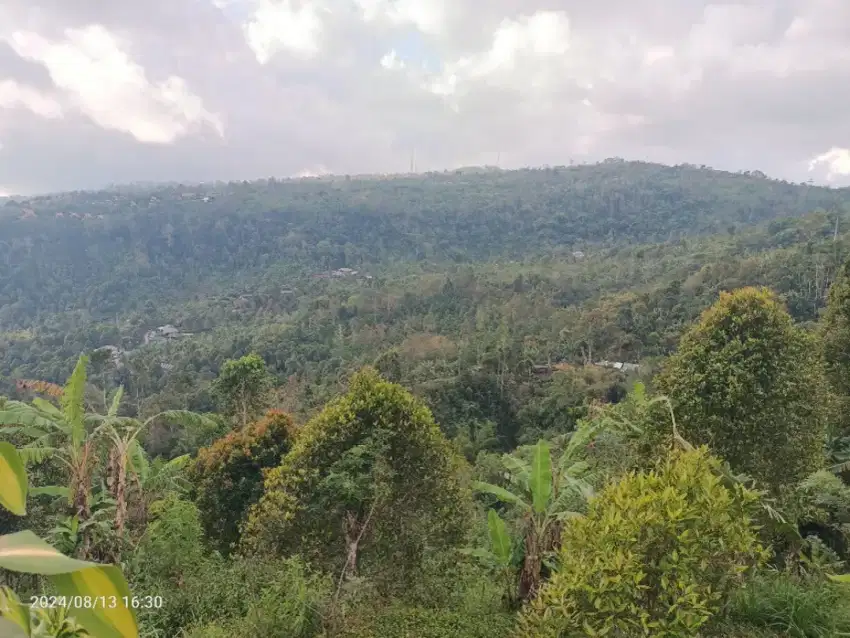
[189, 410, 295, 554]
[210, 354, 274, 428]
[471, 424, 599, 603]
[821, 259, 850, 434]
[242, 368, 468, 592]
[655, 287, 829, 490]
[517, 447, 768, 638]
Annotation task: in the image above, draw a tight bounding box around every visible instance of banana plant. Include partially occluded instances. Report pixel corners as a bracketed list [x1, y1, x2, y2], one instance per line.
[0, 356, 96, 534]
[0, 357, 218, 557]
[460, 509, 521, 608]
[0, 441, 139, 637]
[472, 422, 601, 601]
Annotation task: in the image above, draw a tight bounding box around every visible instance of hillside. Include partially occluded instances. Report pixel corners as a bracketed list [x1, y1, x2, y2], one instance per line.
[6, 162, 850, 637]
[1, 161, 850, 437]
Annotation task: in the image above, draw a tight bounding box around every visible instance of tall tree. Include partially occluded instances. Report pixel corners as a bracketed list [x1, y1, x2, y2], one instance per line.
[242, 368, 469, 592]
[821, 258, 850, 435]
[189, 410, 295, 555]
[211, 354, 274, 428]
[655, 287, 829, 490]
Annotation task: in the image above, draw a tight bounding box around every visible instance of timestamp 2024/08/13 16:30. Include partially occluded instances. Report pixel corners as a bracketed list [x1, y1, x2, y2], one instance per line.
[29, 595, 164, 610]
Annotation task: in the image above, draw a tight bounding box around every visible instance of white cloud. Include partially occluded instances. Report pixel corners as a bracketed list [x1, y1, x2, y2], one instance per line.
[426, 11, 571, 97]
[380, 49, 405, 70]
[0, 0, 849, 193]
[355, 0, 448, 36]
[244, 0, 326, 63]
[809, 147, 850, 181]
[4, 24, 222, 143]
[0, 79, 63, 118]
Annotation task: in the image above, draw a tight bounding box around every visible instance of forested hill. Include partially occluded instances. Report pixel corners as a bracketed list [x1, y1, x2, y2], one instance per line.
[1, 160, 848, 324]
[3, 160, 850, 429]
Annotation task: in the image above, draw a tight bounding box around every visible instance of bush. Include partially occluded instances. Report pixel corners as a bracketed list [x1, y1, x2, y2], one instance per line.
[337, 606, 516, 638]
[725, 570, 850, 637]
[518, 447, 768, 637]
[190, 409, 295, 553]
[136, 554, 330, 638]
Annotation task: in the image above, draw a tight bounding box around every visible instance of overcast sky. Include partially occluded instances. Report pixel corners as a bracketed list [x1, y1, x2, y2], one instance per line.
[0, 0, 848, 194]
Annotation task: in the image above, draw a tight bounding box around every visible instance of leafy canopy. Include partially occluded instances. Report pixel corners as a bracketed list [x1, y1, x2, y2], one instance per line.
[655, 287, 829, 489]
[518, 447, 768, 638]
[242, 368, 469, 587]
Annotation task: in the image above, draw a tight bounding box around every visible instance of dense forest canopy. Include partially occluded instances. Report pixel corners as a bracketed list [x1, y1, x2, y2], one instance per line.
[5, 161, 850, 636]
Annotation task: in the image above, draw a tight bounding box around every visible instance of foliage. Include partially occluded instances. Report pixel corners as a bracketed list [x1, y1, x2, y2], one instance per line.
[471, 427, 599, 603]
[727, 570, 850, 638]
[130, 494, 205, 584]
[518, 447, 768, 638]
[336, 606, 516, 638]
[189, 409, 295, 553]
[243, 368, 469, 592]
[135, 553, 330, 638]
[0, 441, 138, 638]
[655, 287, 830, 490]
[821, 258, 850, 435]
[210, 354, 274, 428]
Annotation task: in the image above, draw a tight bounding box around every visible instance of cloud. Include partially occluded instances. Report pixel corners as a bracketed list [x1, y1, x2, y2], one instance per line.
[810, 147, 850, 182]
[4, 24, 223, 143]
[0, 0, 847, 193]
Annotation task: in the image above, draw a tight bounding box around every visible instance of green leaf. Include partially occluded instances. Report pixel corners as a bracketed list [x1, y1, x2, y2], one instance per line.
[15, 447, 59, 465]
[487, 509, 512, 566]
[62, 355, 88, 449]
[108, 387, 124, 418]
[29, 486, 71, 499]
[828, 573, 850, 584]
[0, 530, 93, 574]
[529, 440, 552, 514]
[31, 398, 63, 420]
[472, 482, 530, 511]
[0, 586, 30, 636]
[0, 443, 27, 516]
[52, 565, 139, 638]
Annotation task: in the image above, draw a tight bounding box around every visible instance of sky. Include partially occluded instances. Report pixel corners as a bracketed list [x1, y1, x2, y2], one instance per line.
[0, 0, 848, 194]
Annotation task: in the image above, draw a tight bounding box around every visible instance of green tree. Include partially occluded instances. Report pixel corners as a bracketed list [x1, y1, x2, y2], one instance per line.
[517, 447, 768, 638]
[655, 287, 829, 490]
[821, 258, 850, 434]
[210, 354, 274, 428]
[189, 410, 295, 554]
[242, 368, 468, 593]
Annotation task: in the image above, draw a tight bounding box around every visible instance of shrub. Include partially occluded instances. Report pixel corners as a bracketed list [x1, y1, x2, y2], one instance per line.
[518, 447, 768, 638]
[136, 554, 330, 638]
[337, 606, 516, 638]
[189, 409, 295, 553]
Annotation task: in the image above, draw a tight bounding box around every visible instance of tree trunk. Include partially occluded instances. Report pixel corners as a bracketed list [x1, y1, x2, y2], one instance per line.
[518, 532, 542, 602]
[342, 511, 362, 579]
[114, 448, 128, 539]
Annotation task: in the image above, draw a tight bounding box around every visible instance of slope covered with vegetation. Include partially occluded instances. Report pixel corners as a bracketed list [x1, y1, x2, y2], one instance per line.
[3, 162, 850, 636]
